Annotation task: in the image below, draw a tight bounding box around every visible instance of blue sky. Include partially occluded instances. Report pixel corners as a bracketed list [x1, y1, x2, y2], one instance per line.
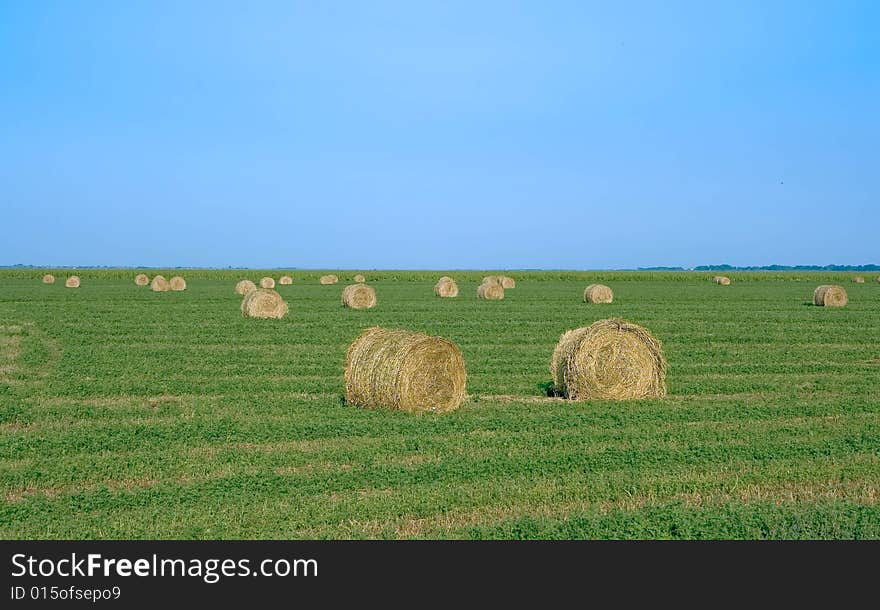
[1, 1, 877, 269]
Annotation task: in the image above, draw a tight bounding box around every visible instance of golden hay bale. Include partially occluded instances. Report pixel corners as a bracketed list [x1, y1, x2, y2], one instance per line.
[354, 274, 366, 283]
[713, 276, 731, 286]
[482, 275, 503, 286]
[342, 284, 377, 309]
[876, 276, 880, 284]
[241, 288, 288, 319]
[259, 276, 275, 289]
[150, 275, 170, 292]
[64, 276, 80, 288]
[852, 276, 865, 284]
[477, 282, 504, 300]
[500, 276, 516, 289]
[134, 273, 149, 286]
[279, 275, 293, 285]
[234, 279, 257, 295]
[169, 276, 187, 291]
[344, 327, 467, 413]
[584, 284, 613, 303]
[813, 285, 848, 307]
[42, 274, 55, 284]
[320, 274, 338, 285]
[551, 318, 666, 401]
[434, 276, 459, 297]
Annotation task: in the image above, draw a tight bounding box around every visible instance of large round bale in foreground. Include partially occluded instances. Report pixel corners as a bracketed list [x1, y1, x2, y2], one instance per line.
[234, 279, 257, 295]
[134, 273, 149, 286]
[169, 276, 187, 291]
[551, 318, 667, 401]
[852, 276, 865, 284]
[434, 276, 459, 297]
[241, 288, 288, 319]
[584, 284, 613, 304]
[345, 327, 467, 413]
[320, 274, 338, 285]
[813, 285, 847, 307]
[150, 275, 170, 292]
[42, 274, 55, 284]
[260, 276, 275, 289]
[64, 276, 80, 288]
[279, 275, 293, 285]
[342, 284, 377, 309]
[713, 276, 731, 286]
[477, 282, 504, 300]
[353, 274, 366, 283]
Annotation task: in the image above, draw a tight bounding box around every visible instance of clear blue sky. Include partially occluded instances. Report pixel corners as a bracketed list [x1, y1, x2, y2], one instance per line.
[1, 1, 877, 269]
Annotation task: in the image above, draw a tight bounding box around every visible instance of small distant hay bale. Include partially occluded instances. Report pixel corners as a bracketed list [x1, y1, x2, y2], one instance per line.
[64, 276, 80, 288]
[320, 274, 338, 285]
[279, 275, 293, 285]
[500, 276, 516, 289]
[42, 274, 55, 284]
[852, 276, 865, 284]
[477, 282, 504, 300]
[344, 327, 467, 413]
[354, 274, 366, 283]
[150, 275, 170, 292]
[260, 277, 275, 289]
[482, 275, 503, 286]
[813, 285, 847, 307]
[876, 276, 880, 284]
[169, 276, 187, 291]
[234, 279, 257, 295]
[342, 284, 377, 309]
[584, 284, 613, 303]
[434, 276, 459, 297]
[134, 274, 149, 286]
[241, 288, 288, 319]
[551, 318, 666, 401]
[713, 276, 731, 286]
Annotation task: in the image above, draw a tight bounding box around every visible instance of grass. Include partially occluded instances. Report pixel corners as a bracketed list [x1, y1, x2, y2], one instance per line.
[1, 271, 878, 539]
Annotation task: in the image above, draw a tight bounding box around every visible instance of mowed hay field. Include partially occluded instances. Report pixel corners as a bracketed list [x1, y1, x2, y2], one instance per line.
[1, 270, 879, 539]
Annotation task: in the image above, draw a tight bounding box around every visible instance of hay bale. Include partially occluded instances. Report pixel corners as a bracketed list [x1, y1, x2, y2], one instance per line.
[134, 273, 149, 286]
[584, 284, 613, 303]
[500, 276, 516, 289]
[354, 274, 366, 283]
[477, 282, 504, 300]
[320, 274, 338, 285]
[876, 276, 880, 284]
[169, 276, 187, 291]
[42, 274, 55, 284]
[852, 276, 865, 284]
[344, 327, 467, 413]
[64, 276, 80, 288]
[551, 318, 666, 400]
[241, 288, 288, 319]
[813, 285, 848, 307]
[713, 276, 731, 286]
[434, 276, 459, 297]
[342, 284, 377, 309]
[234, 279, 257, 295]
[260, 276, 275, 289]
[150, 275, 170, 292]
[279, 275, 293, 285]
[482, 275, 503, 286]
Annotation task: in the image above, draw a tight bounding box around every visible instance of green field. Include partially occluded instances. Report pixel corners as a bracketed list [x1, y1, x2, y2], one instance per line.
[1, 270, 879, 539]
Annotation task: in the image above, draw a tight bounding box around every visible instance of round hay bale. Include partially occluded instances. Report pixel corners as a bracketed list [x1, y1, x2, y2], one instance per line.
[342, 284, 377, 309]
[482, 275, 503, 286]
[353, 274, 366, 283]
[320, 274, 338, 285]
[134, 273, 149, 286]
[42, 274, 55, 284]
[813, 285, 847, 307]
[477, 282, 504, 300]
[64, 276, 80, 288]
[260, 276, 275, 289]
[876, 276, 880, 284]
[852, 276, 865, 284]
[241, 288, 288, 319]
[344, 327, 467, 413]
[279, 275, 293, 285]
[434, 276, 459, 298]
[500, 276, 516, 289]
[584, 284, 613, 304]
[169, 276, 187, 291]
[551, 318, 667, 401]
[234, 279, 257, 295]
[150, 275, 170, 292]
[713, 276, 731, 286]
